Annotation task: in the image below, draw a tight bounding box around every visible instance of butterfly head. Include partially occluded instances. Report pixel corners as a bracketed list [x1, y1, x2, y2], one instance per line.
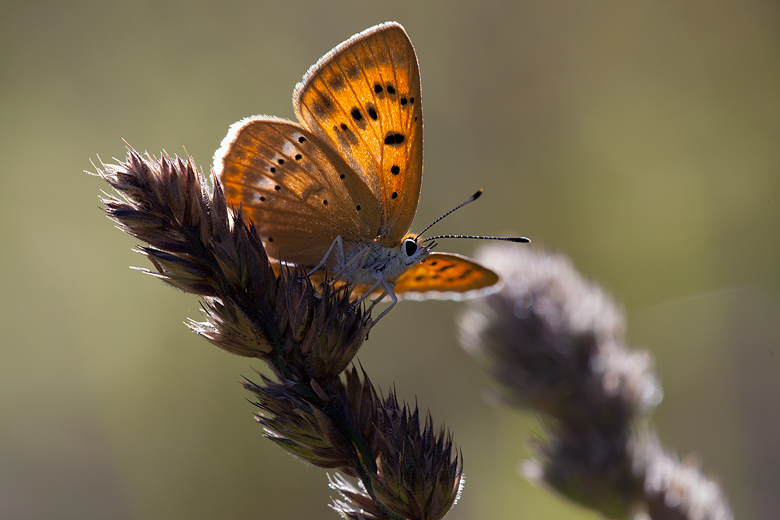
[350, 233, 434, 286]
[399, 233, 436, 268]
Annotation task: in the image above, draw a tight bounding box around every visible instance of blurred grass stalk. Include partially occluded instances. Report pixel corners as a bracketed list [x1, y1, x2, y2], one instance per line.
[459, 245, 733, 520]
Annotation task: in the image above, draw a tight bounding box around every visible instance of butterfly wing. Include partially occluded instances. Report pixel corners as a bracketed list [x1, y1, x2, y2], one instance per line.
[313, 253, 501, 301]
[293, 22, 423, 246]
[390, 253, 501, 301]
[213, 116, 381, 268]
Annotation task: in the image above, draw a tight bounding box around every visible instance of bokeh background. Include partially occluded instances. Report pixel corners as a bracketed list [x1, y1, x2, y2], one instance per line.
[2, 1, 778, 518]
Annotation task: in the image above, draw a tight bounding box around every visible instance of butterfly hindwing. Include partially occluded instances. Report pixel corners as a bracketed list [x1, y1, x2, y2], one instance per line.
[305, 253, 500, 302]
[214, 116, 381, 267]
[391, 253, 501, 300]
[293, 22, 423, 246]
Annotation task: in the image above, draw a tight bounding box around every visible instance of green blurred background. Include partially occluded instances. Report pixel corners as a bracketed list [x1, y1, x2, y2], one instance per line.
[2, 1, 778, 518]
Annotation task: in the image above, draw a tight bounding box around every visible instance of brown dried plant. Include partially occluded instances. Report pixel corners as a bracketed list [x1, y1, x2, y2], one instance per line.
[92, 148, 462, 520]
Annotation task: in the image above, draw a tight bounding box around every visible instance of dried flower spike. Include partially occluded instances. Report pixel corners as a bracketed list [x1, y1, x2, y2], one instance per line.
[93, 148, 464, 520]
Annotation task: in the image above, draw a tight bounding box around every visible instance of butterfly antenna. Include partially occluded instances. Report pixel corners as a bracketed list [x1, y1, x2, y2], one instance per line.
[423, 234, 529, 243]
[416, 190, 530, 243]
[415, 190, 484, 240]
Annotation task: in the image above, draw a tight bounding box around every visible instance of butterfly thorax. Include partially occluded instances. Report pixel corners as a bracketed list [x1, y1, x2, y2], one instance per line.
[337, 235, 431, 286]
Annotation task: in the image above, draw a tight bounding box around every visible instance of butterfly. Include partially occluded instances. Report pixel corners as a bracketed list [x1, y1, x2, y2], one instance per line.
[213, 22, 528, 322]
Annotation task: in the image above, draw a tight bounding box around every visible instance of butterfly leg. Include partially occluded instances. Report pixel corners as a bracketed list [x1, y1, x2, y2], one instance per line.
[324, 245, 371, 284]
[369, 278, 398, 324]
[349, 272, 398, 325]
[350, 277, 382, 310]
[304, 235, 346, 278]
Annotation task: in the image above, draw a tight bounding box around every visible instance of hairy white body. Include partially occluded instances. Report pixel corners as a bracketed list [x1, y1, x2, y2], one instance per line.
[310, 234, 434, 321]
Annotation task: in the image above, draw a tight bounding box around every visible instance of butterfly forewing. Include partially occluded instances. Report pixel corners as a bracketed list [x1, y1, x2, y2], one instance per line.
[214, 117, 381, 267]
[293, 22, 423, 246]
[391, 253, 500, 300]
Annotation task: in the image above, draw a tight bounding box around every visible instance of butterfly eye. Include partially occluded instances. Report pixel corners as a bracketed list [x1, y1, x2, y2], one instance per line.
[403, 238, 418, 257]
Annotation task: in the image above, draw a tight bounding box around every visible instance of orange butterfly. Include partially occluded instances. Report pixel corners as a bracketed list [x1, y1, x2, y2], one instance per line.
[213, 22, 527, 321]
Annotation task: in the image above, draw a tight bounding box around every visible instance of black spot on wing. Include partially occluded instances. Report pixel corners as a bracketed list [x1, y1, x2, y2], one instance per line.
[311, 93, 335, 118]
[311, 102, 325, 118]
[366, 103, 378, 121]
[344, 62, 361, 79]
[384, 132, 405, 146]
[328, 74, 345, 91]
[350, 107, 367, 129]
[334, 123, 358, 146]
